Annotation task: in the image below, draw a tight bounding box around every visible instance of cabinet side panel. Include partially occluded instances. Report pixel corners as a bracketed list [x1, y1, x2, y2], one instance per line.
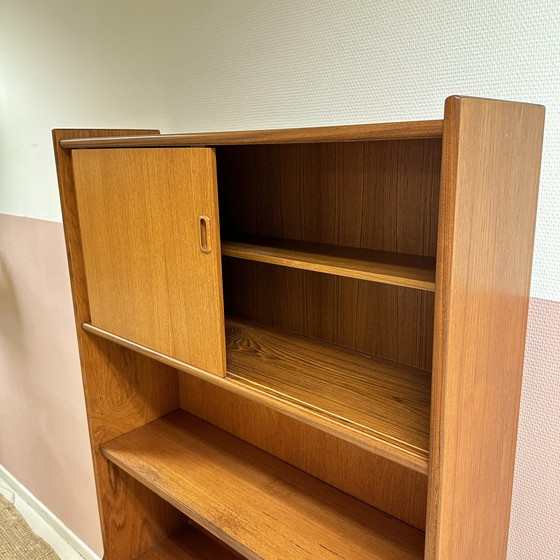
[426, 98, 545, 559]
[53, 130, 185, 560]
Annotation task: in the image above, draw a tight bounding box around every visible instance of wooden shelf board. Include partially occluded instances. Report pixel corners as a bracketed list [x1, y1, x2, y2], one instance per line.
[134, 525, 242, 560]
[59, 120, 443, 149]
[82, 321, 430, 472]
[222, 237, 436, 291]
[101, 410, 425, 560]
[226, 319, 431, 460]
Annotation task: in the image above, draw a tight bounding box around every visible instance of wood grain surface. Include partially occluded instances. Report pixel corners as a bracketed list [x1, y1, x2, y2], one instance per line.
[53, 129, 186, 560]
[102, 410, 425, 560]
[425, 97, 545, 559]
[217, 140, 441, 258]
[83, 320, 429, 473]
[223, 259, 435, 371]
[222, 236, 436, 290]
[55, 102, 543, 560]
[226, 318, 431, 462]
[72, 147, 226, 376]
[59, 119, 443, 148]
[179, 373, 428, 530]
[134, 525, 243, 560]
[218, 139, 440, 372]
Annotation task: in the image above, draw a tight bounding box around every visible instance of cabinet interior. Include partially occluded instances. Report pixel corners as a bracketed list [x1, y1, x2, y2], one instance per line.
[71, 136, 443, 556]
[214, 139, 441, 461]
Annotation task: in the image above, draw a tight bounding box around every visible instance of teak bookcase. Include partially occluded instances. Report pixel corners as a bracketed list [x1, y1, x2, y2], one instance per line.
[53, 96, 545, 560]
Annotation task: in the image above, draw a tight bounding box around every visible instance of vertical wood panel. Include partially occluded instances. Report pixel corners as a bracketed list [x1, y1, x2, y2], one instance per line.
[53, 130, 185, 560]
[217, 139, 441, 256]
[179, 373, 428, 531]
[222, 258, 434, 371]
[425, 97, 545, 560]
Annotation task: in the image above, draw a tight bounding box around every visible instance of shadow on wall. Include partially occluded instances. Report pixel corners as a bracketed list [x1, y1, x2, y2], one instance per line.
[0, 254, 25, 363]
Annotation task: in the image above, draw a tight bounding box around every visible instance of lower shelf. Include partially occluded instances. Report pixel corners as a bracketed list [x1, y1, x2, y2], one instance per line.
[83, 319, 430, 472]
[135, 524, 242, 559]
[226, 318, 431, 460]
[101, 410, 425, 560]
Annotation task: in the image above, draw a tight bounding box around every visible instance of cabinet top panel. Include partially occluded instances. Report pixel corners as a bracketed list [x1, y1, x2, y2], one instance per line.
[58, 119, 443, 148]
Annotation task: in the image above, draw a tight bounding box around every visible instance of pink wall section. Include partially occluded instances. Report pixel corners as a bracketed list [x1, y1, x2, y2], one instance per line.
[0, 213, 103, 555]
[508, 297, 560, 558]
[0, 212, 558, 558]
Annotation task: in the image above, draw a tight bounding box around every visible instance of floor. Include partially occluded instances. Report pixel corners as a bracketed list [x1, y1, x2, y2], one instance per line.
[0, 484, 88, 560]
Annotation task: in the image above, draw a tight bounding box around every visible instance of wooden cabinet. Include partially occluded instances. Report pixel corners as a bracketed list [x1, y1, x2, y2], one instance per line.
[53, 96, 545, 560]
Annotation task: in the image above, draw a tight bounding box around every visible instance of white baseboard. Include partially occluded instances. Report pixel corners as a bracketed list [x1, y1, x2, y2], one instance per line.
[0, 465, 101, 560]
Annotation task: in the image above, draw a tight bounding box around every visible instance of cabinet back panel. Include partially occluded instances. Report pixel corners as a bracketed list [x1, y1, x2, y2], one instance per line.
[179, 374, 428, 531]
[217, 139, 441, 257]
[223, 258, 434, 371]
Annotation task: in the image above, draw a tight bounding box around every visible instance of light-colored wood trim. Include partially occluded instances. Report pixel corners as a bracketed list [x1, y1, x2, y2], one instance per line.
[222, 237, 436, 290]
[425, 96, 545, 559]
[59, 120, 443, 148]
[82, 322, 429, 473]
[101, 410, 426, 560]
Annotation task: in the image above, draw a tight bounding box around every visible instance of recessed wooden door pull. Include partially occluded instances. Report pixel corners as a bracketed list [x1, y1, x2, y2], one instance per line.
[199, 215, 211, 253]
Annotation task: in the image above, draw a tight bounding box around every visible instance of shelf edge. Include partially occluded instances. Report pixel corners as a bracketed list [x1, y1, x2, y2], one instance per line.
[222, 241, 436, 291]
[83, 322, 429, 474]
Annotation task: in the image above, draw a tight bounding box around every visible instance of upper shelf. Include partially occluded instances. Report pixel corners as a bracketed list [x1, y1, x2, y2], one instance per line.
[222, 237, 436, 291]
[59, 120, 443, 149]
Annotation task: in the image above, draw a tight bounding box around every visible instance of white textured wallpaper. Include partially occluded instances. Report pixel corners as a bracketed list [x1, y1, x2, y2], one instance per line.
[1, 0, 559, 299]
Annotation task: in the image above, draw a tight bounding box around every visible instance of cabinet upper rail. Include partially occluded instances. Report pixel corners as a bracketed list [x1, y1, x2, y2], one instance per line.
[59, 120, 444, 148]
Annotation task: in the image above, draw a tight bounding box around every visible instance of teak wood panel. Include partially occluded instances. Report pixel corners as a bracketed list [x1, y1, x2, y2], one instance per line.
[426, 97, 545, 559]
[53, 129, 186, 560]
[83, 320, 428, 472]
[134, 525, 243, 560]
[226, 318, 431, 461]
[217, 139, 442, 258]
[101, 411, 426, 560]
[222, 237, 436, 290]
[223, 259, 435, 371]
[72, 148, 226, 377]
[59, 119, 444, 148]
[179, 373, 428, 530]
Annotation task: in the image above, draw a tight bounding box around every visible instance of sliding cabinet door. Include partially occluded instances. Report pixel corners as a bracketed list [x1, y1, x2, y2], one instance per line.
[73, 148, 226, 377]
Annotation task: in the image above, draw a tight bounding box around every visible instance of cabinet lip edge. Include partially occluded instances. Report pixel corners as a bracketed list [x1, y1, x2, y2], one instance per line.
[58, 120, 444, 149]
